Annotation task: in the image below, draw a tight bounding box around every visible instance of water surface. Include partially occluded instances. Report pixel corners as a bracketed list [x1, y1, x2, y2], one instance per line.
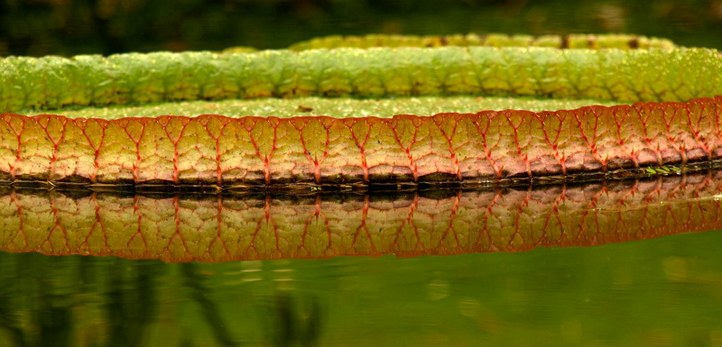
[1, 231, 722, 346]
[2, 173, 722, 346]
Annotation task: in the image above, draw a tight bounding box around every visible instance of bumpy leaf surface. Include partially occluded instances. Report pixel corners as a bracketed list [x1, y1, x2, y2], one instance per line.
[1, 96, 720, 185]
[2, 47, 720, 112]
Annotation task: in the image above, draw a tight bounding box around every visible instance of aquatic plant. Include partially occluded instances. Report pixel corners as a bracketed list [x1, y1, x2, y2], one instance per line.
[285, 33, 676, 50]
[0, 34, 720, 188]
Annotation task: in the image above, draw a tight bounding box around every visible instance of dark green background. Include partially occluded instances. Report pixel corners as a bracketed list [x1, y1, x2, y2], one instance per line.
[1, 0, 721, 56]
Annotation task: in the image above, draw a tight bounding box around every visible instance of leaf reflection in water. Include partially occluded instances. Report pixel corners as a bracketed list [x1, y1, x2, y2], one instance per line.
[1, 171, 721, 262]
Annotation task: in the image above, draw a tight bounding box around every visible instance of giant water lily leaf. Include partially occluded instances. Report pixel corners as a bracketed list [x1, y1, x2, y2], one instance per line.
[224, 33, 676, 53]
[2, 46, 721, 112]
[1, 96, 720, 186]
[1, 39, 721, 187]
[284, 33, 676, 51]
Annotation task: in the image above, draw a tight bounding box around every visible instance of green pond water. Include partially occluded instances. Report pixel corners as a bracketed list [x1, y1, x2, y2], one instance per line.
[1, 230, 722, 346]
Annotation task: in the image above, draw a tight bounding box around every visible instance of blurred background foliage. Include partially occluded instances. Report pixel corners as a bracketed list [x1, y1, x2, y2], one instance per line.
[0, 0, 721, 56]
